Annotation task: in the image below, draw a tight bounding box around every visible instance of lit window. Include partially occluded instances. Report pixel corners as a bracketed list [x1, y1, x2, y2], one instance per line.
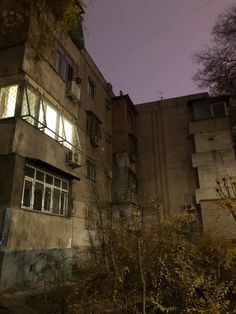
[21, 163, 69, 216]
[0, 85, 18, 119]
[88, 79, 95, 99]
[21, 84, 78, 150]
[44, 103, 58, 139]
[86, 158, 96, 181]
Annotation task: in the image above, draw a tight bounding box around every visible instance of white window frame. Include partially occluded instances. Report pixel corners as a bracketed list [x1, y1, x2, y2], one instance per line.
[21, 164, 69, 216]
[21, 83, 80, 151]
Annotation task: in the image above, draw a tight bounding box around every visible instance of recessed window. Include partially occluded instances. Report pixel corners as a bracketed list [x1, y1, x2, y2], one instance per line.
[128, 134, 138, 163]
[0, 84, 18, 119]
[55, 43, 74, 83]
[86, 158, 96, 181]
[84, 206, 96, 230]
[86, 111, 102, 147]
[88, 79, 95, 99]
[21, 164, 69, 216]
[193, 101, 228, 120]
[21, 84, 78, 150]
[128, 169, 137, 193]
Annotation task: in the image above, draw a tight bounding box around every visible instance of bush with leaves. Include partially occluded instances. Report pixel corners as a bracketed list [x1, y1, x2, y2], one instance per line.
[0, 0, 84, 60]
[72, 208, 236, 314]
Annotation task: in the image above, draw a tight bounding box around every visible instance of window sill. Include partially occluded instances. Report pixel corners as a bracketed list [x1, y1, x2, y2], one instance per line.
[21, 206, 69, 218]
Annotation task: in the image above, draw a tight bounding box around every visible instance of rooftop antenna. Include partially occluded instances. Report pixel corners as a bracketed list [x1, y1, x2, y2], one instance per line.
[157, 91, 163, 100]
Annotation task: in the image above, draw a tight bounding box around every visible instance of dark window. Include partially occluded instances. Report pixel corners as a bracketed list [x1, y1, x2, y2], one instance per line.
[211, 102, 228, 118]
[193, 101, 228, 120]
[86, 158, 96, 181]
[84, 206, 96, 230]
[22, 164, 69, 216]
[128, 170, 137, 193]
[86, 111, 102, 146]
[88, 79, 95, 99]
[128, 134, 138, 163]
[55, 43, 74, 83]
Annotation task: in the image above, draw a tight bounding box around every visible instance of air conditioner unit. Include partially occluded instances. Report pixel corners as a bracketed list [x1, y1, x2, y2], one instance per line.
[66, 81, 81, 102]
[66, 150, 82, 168]
[184, 203, 196, 212]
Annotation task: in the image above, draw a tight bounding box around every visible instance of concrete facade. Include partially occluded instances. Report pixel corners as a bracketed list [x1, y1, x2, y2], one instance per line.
[0, 12, 113, 290]
[1, 9, 236, 291]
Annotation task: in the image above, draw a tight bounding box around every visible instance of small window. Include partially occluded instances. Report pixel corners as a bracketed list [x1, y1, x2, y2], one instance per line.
[0, 85, 18, 119]
[86, 111, 102, 146]
[86, 158, 96, 181]
[211, 102, 228, 118]
[84, 206, 96, 230]
[55, 43, 74, 83]
[88, 79, 95, 99]
[21, 164, 69, 216]
[128, 170, 137, 193]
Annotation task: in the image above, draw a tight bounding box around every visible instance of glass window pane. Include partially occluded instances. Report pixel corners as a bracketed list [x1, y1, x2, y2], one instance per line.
[44, 187, 51, 211]
[36, 170, 44, 181]
[212, 102, 226, 118]
[193, 103, 212, 120]
[21, 88, 39, 125]
[25, 166, 35, 178]
[0, 85, 18, 119]
[63, 117, 73, 149]
[52, 188, 60, 214]
[54, 178, 61, 187]
[46, 174, 53, 185]
[45, 104, 58, 139]
[23, 180, 32, 207]
[33, 182, 43, 211]
[62, 181, 68, 190]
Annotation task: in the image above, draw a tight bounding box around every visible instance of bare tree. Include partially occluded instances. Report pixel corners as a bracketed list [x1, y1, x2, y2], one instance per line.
[193, 5, 236, 98]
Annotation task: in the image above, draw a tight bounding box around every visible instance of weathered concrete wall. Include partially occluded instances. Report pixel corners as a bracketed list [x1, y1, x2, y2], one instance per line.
[200, 201, 236, 239]
[0, 248, 72, 291]
[136, 94, 204, 215]
[7, 208, 72, 251]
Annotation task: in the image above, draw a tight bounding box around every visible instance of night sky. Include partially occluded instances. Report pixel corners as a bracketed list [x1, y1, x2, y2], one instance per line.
[84, 0, 234, 104]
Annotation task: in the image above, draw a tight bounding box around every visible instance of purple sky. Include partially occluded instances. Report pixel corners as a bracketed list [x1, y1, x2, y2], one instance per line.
[84, 0, 234, 104]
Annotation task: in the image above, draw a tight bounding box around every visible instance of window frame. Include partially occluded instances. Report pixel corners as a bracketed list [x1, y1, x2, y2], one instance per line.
[21, 163, 69, 216]
[21, 83, 80, 151]
[86, 111, 102, 146]
[55, 42, 74, 83]
[86, 158, 96, 181]
[87, 79, 95, 99]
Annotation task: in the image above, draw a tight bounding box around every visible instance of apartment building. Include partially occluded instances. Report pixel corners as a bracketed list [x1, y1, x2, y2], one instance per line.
[0, 7, 236, 291]
[135, 94, 236, 238]
[0, 10, 114, 290]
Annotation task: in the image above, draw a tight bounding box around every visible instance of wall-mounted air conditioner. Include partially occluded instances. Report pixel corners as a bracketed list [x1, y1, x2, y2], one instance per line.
[184, 203, 196, 212]
[66, 80, 81, 102]
[66, 150, 82, 168]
